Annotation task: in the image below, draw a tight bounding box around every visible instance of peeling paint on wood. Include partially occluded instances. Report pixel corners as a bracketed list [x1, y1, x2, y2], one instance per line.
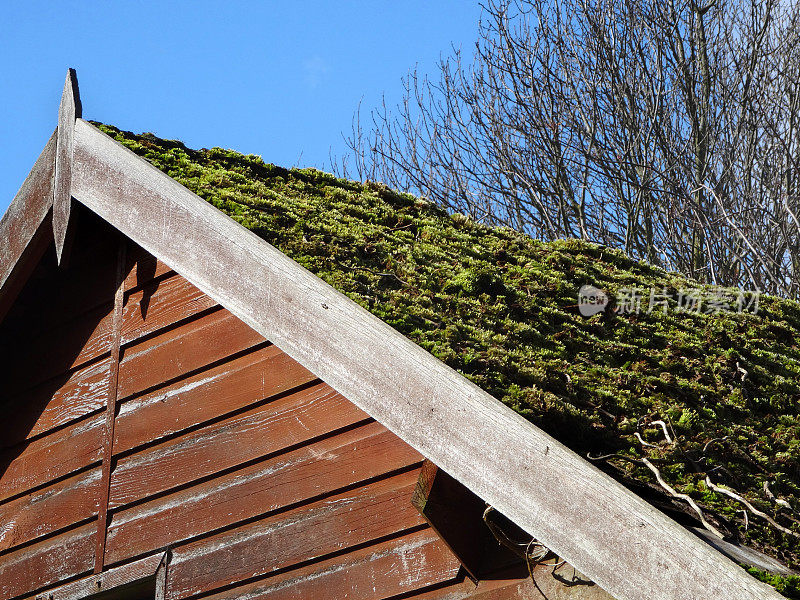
[199, 529, 460, 600]
[0, 468, 102, 554]
[1, 358, 111, 450]
[24, 552, 166, 600]
[109, 382, 368, 509]
[0, 523, 95, 599]
[106, 422, 420, 564]
[121, 272, 218, 345]
[117, 308, 263, 400]
[0, 413, 105, 503]
[166, 471, 424, 600]
[114, 344, 315, 454]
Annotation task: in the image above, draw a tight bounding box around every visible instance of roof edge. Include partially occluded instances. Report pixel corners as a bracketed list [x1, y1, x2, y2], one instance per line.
[0, 130, 57, 319]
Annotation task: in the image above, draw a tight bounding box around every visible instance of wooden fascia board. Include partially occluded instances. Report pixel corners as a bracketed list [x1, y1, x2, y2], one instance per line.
[0, 130, 57, 319]
[69, 118, 781, 600]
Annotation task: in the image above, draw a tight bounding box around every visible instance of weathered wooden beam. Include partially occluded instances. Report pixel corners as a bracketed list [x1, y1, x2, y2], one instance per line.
[94, 237, 127, 573]
[155, 552, 169, 600]
[0, 130, 57, 325]
[70, 118, 784, 600]
[53, 68, 81, 266]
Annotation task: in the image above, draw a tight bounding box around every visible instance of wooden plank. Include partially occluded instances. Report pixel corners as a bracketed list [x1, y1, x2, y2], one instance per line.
[26, 552, 166, 600]
[122, 272, 218, 345]
[0, 358, 111, 450]
[155, 553, 168, 600]
[106, 422, 421, 564]
[109, 382, 368, 509]
[3, 301, 114, 397]
[114, 344, 314, 454]
[0, 468, 101, 554]
[72, 118, 783, 600]
[166, 470, 424, 600]
[0, 523, 95, 600]
[123, 243, 172, 292]
[95, 238, 126, 573]
[53, 69, 81, 266]
[117, 309, 264, 400]
[0, 414, 105, 504]
[0, 130, 57, 324]
[199, 529, 460, 600]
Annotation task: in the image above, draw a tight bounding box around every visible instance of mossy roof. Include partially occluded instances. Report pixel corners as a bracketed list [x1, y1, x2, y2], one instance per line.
[95, 123, 800, 596]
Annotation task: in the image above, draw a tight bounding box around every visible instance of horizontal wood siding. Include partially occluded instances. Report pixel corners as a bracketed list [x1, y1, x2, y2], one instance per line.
[2, 230, 562, 600]
[198, 530, 460, 600]
[105, 423, 421, 563]
[0, 468, 102, 554]
[1, 358, 111, 450]
[113, 345, 314, 454]
[0, 524, 97, 600]
[0, 210, 118, 598]
[102, 244, 472, 600]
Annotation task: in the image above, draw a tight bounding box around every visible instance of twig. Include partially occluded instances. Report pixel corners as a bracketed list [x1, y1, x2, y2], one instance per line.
[735, 361, 749, 383]
[739, 509, 749, 531]
[482, 505, 564, 576]
[650, 420, 674, 445]
[764, 481, 794, 512]
[587, 452, 644, 465]
[702, 436, 729, 454]
[705, 477, 799, 539]
[642, 458, 724, 539]
[634, 432, 658, 448]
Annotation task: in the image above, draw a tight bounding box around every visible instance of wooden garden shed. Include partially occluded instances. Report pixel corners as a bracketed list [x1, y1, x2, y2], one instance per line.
[0, 71, 791, 600]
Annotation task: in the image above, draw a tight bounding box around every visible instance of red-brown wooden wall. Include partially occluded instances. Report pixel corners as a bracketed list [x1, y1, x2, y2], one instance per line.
[0, 210, 608, 600]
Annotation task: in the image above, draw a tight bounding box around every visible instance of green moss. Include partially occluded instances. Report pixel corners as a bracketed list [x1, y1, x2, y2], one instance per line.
[747, 568, 800, 598]
[94, 122, 800, 595]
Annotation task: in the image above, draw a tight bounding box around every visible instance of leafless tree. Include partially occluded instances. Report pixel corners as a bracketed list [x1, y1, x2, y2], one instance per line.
[338, 0, 800, 297]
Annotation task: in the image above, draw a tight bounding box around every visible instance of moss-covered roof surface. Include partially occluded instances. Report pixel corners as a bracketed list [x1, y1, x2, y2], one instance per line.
[97, 123, 800, 597]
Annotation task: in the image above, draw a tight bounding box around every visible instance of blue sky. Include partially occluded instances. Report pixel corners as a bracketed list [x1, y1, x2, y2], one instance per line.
[0, 2, 481, 215]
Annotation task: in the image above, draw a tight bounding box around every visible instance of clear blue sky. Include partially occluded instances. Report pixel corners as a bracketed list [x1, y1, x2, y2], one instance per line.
[0, 2, 481, 216]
